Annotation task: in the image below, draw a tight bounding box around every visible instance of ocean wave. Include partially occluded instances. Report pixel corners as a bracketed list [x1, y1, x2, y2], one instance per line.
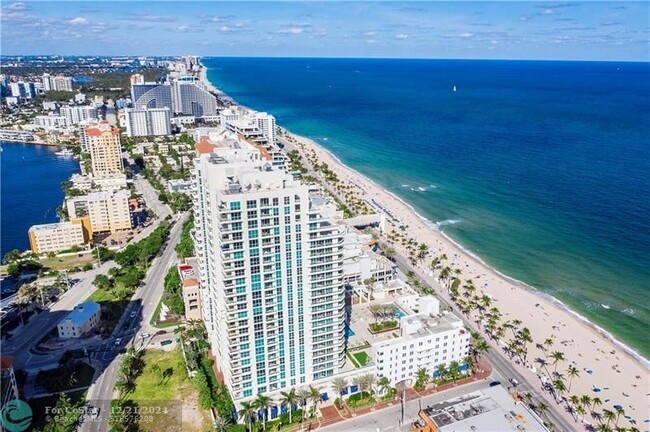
[436, 219, 462, 227]
[622, 308, 635, 316]
[403, 184, 436, 192]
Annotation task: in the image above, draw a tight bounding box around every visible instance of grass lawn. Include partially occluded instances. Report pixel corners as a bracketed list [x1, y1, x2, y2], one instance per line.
[346, 391, 376, 410]
[150, 298, 182, 328]
[40, 253, 96, 271]
[352, 351, 369, 366]
[125, 348, 211, 432]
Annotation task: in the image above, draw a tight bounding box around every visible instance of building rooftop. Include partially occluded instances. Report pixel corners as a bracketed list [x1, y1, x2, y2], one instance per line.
[85, 122, 117, 136]
[29, 222, 78, 232]
[419, 386, 548, 432]
[61, 301, 100, 326]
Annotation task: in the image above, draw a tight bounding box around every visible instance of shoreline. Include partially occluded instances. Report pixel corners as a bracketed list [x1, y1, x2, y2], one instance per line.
[200, 61, 649, 425]
[309, 135, 650, 368]
[0, 138, 62, 147]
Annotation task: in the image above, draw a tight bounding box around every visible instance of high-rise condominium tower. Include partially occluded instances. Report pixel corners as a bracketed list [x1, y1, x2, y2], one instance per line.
[193, 134, 346, 403]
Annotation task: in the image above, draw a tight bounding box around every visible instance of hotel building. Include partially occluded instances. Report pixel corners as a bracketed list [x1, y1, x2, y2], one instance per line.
[85, 123, 124, 176]
[372, 296, 470, 385]
[28, 220, 87, 255]
[193, 132, 347, 403]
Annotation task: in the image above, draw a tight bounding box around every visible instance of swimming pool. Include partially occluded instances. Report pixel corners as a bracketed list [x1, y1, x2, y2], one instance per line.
[395, 307, 407, 318]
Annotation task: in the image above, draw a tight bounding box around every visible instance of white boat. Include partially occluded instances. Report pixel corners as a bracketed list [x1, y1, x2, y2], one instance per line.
[54, 148, 74, 156]
[601, 304, 611, 310]
[453, 85, 457, 92]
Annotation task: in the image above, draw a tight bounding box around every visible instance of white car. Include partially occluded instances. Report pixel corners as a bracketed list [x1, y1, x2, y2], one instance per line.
[114, 338, 122, 346]
[140, 333, 150, 339]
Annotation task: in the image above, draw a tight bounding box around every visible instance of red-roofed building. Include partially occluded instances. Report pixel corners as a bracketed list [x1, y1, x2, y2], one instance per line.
[195, 136, 218, 155]
[84, 122, 123, 176]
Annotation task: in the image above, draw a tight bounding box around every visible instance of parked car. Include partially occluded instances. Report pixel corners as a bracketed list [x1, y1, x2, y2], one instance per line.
[489, 381, 501, 387]
[140, 332, 150, 339]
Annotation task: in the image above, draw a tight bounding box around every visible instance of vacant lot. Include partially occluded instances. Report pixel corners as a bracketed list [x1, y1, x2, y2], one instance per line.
[125, 348, 211, 432]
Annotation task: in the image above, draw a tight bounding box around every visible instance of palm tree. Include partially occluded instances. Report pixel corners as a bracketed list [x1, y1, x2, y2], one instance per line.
[552, 379, 566, 404]
[569, 395, 581, 421]
[435, 363, 448, 381]
[238, 401, 256, 432]
[566, 365, 580, 392]
[580, 394, 592, 414]
[296, 388, 311, 421]
[448, 360, 462, 382]
[535, 357, 552, 380]
[473, 337, 489, 361]
[309, 386, 323, 417]
[280, 388, 297, 424]
[597, 425, 612, 432]
[543, 337, 554, 353]
[613, 406, 625, 427]
[536, 401, 549, 419]
[591, 396, 602, 413]
[550, 351, 565, 374]
[213, 416, 232, 432]
[331, 377, 348, 407]
[417, 243, 429, 261]
[378, 376, 391, 397]
[517, 327, 533, 360]
[254, 394, 271, 431]
[415, 367, 429, 390]
[602, 409, 616, 427]
[575, 404, 586, 423]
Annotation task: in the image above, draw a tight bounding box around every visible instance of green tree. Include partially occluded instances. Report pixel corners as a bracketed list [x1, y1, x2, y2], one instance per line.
[92, 274, 112, 290]
[280, 388, 297, 424]
[254, 394, 271, 431]
[43, 393, 80, 432]
[3, 249, 22, 264]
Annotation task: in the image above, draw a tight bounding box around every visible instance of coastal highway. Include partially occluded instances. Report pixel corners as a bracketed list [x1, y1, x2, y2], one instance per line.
[281, 135, 575, 431]
[82, 212, 186, 432]
[390, 252, 577, 432]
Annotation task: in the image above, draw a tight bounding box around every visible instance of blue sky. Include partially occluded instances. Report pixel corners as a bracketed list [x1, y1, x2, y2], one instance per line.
[1, 1, 648, 61]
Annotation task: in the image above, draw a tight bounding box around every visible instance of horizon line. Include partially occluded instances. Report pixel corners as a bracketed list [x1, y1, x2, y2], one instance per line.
[2, 54, 648, 64]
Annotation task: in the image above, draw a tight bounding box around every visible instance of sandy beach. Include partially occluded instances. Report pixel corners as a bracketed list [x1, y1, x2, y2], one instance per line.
[199, 63, 649, 429]
[286, 131, 649, 429]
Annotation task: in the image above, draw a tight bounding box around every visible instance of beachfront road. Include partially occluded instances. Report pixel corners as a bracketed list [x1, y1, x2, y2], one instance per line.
[390, 253, 576, 432]
[82, 212, 186, 432]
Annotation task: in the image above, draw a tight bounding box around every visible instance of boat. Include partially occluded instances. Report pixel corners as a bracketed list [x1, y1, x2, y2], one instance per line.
[54, 148, 74, 157]
[601, 304, 611, 310]
[453, 85, 457, 92]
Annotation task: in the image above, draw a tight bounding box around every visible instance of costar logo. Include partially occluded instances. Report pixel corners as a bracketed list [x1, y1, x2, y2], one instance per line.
[0, 399, 33, 432]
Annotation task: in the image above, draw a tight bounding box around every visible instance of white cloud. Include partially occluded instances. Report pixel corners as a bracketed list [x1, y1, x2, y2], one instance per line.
[541, 8, 557, 15]
[395, 33, 408, 40]
[366, 39, 377, 44]
[279, 27, 304, 35]
[458, 32, 474, 38]
[364, 31, 376, 37]
[5, 2, 28, 11]
[68, 17, 89, 26]
[175, 25, 190, 33]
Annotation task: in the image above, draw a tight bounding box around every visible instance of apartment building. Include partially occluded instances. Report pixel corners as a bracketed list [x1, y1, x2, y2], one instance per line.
[193, 133, 347, 404]
[28, 220, 87, 255]
[372, 296, 470, 386]
[85, 123, 124, 176]
[67, 190, 131, 234]
[124, 107, 172, 137]
[60, 106, 98, 125]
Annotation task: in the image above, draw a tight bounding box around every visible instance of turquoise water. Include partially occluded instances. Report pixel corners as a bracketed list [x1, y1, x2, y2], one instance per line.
[1, 142, 80, 256]
[204, 58, 650, 358]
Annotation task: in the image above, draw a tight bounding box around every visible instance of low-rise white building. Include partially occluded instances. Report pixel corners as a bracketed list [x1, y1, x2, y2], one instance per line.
[167, 179, 193, 194]
[373, 296, 470, 386]
[57, 302, 101, 338]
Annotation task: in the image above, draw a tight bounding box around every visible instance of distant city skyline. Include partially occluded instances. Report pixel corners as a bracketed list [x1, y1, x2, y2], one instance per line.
[1, 1, 648, 61]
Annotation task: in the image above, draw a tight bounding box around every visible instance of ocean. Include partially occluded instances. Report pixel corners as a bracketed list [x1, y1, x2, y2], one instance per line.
[1, 142, 80, 257]
[204, 57, 650, 358]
